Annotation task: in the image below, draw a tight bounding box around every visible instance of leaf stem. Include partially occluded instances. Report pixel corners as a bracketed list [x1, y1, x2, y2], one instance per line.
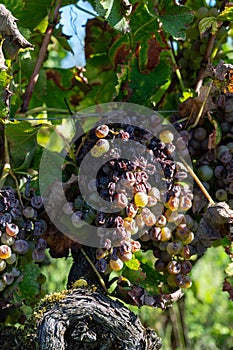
[180, 156, 215, 205]
[188, 80, 213, 130]
[80, 247, 108, 293]
[169, 45, 185, 92]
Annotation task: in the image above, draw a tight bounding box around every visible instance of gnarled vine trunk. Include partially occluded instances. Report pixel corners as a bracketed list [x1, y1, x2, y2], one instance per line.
[36, 288, 162, 350]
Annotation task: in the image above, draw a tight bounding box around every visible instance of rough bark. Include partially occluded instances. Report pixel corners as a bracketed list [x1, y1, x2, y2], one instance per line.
[36, 288, 162, 350]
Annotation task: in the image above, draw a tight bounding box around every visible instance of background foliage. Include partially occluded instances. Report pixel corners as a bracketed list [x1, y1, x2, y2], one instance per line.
[0, 0, 233, 349]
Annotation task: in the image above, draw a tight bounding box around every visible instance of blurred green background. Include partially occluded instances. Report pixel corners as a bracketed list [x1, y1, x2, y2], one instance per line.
[41, 246, 233, 350]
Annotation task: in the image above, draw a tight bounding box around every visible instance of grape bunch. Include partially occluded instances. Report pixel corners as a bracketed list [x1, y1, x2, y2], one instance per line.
[72, 120, 194, 291]
[0, 186, 47, 297]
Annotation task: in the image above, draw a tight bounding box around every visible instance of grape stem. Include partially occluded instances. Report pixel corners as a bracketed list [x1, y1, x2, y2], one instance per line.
[187, 80, 213, 130]
[180, 156, 215, 205]
[80, 248, 108, 294]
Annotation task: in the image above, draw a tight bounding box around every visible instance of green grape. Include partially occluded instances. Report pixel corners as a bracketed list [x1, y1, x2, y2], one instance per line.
[91, 139, 110, 157]
[215, 189, 228, 201]
[208, 7, 218, 17]
[0, 259, 6, 271]
[197, 7, 209, 19]
[1, 232, 15, 246]
[159, 130, 174, 143]
[5, 253, 16, 265]
[197, 165, 214, 181]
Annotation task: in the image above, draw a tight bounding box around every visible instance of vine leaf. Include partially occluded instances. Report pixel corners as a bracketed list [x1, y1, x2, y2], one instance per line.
[198, 17, 219, 36]
[158, 3, 194, 40]
[95, 0, 130, 32]
[13, 263, 41, 305]
[5, 121, 38, 170]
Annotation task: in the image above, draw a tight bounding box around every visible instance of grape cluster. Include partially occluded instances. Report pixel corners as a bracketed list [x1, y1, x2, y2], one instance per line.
[178, 6, 228, 88]
[73, 121, 194, 290]
[173, 95, 233, 210]
[0, 187, 47, 294]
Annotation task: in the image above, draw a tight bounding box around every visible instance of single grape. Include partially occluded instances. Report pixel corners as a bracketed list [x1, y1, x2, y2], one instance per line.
[143, 212, 156, 226]
[134, 192, 148, 207]
[167, 260, 181, 274]
[130, 240, 141, 253]
[182, 231, 194, 245]
[215, 189, 228, 201]
[181, 260, 192, 275]
[193, 127, 207, 141]
[1, 232, 15, 246]
[154, 258, 167, 272]
[0, 259, 6, 271]
[126, 203, 138, 218]
[22, 206, 36, 219]
[0, 245, 12, 259]
[110, 258, 124, 271]
[156, 215, 167, 227]
[176, 224, 190, 241]
[32, 248, 45, 262]
[2, 272, 14, 285]
[5, 253, 16, 265]
[197, 165, 213, 181]
[95, 124, 109, 138]
[160, 227, 172, 241]
[159, 130, 174, 143]
[119, 251, 133, 262]
[165, 196, 179, 211]
[13, 240, 29, 254]
[91, 139, 110, 157]
[6, 223, 19, 237]
[175, 273, 192, 288]
[36, 238, 47, 250]
[166, 241, 183, 255]
[33, 220, 47, 237]
[31, 195, 43, 209]
[149, 226, 162, 241]
[95, 258, 108, 273]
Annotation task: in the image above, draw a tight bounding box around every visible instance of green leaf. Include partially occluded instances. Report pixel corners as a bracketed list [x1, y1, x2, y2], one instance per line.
[94, 0, 129, 32]
[126, 57, 172, 105]
[15, 263, 41, 305]
[5, 121, 38, 170]
[158, 4, 194, 40]
[125, 256, 140, 270]
[14, 0, 50, 31]
[199, 17, 219, 36]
